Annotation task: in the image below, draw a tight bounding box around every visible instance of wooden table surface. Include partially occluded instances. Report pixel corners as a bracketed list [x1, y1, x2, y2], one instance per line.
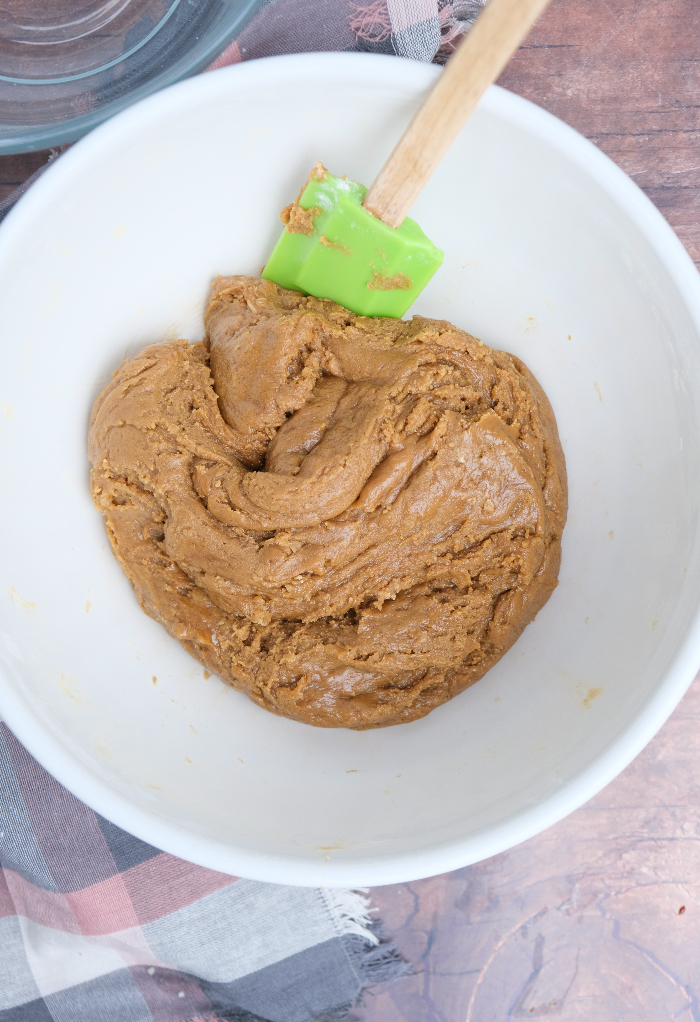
[2, 1, 700, 1018]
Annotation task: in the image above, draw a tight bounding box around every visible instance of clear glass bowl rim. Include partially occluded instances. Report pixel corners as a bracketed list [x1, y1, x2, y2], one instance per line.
[0, 0, 262, 154]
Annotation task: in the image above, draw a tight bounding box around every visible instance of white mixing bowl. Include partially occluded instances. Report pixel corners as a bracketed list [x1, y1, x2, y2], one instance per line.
[1, 53, 700, 887]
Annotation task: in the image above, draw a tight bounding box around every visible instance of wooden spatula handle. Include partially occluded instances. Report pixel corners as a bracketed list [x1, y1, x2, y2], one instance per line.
[363, 0, 554, 228]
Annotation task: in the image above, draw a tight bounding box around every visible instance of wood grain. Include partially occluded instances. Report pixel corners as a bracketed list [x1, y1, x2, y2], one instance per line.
[498, 0, 700, 265]
[0, 150, 53, 204]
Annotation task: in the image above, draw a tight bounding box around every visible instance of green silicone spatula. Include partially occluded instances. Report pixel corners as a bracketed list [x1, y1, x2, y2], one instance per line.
[263, 0, 553, 318]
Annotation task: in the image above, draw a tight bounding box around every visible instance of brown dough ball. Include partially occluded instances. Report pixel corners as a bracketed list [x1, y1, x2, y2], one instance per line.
[88, 276, 567, 729]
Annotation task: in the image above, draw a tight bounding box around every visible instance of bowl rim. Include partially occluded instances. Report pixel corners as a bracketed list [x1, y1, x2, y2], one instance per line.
[0, 0, 262, 155]
[2, 50, 700, 886]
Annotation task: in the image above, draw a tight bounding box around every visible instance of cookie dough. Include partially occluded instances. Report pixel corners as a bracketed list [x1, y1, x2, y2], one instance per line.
[89, 276, 567, 728]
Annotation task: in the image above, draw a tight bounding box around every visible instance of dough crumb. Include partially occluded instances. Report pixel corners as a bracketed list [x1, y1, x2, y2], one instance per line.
[280, 203, 321, 236]
[366, 270, 412, 291]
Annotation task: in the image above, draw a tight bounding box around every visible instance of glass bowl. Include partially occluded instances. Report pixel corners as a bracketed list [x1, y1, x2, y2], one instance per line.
[0, 0, 261, 153]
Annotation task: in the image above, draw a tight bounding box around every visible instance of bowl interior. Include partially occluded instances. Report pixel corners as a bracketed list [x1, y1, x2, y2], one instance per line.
[1, 54, 700, 886]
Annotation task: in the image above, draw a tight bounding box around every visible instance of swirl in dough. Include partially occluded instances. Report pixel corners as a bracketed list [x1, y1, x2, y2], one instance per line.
[89, 276, 567, 728]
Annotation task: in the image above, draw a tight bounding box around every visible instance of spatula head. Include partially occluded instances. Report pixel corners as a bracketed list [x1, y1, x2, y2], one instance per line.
[262, 163, 444, 318]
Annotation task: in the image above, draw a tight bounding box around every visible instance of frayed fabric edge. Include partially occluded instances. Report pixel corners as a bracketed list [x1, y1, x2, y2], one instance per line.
[317, 888, 411, 1019]
[313, 927, 412, 1022]
[342, 926, 412, 986]
[206, 909, 410, 1022]
[319, 887, 379, 945]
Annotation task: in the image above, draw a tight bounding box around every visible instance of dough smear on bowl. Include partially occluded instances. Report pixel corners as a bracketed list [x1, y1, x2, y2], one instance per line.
[88, 275, 567, 728]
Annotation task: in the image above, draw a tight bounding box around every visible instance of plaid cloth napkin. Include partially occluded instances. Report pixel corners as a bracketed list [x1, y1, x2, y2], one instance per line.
[0, 722, 408, 1021]
[0, 0, 490, 1018]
